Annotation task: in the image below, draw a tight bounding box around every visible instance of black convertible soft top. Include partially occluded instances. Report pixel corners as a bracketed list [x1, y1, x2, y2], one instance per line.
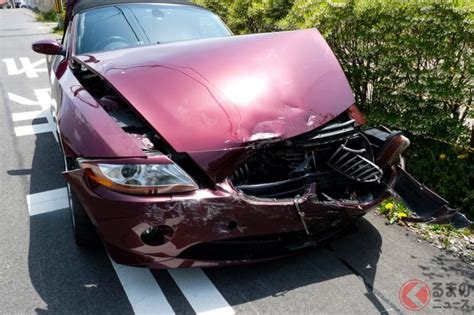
[72, 0, 202, 14]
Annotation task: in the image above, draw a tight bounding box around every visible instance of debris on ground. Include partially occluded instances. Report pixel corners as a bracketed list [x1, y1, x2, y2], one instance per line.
[377, 198, 473, 265]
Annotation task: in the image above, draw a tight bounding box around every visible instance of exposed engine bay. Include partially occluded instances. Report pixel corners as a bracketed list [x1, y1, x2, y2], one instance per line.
[230, 114, 390, 202]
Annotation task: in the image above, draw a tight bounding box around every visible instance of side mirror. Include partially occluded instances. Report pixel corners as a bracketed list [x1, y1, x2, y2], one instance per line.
[32, 39, 65, 56]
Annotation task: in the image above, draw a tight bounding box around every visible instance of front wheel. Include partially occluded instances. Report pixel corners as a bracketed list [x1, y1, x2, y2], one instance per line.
[67, 183, 99, 247]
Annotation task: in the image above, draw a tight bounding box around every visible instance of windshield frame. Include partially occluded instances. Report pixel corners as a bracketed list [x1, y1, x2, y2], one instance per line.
[73, 3, 232, 56]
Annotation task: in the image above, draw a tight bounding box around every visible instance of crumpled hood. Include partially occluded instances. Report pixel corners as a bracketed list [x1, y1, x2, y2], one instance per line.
[75, 29, 355, 153]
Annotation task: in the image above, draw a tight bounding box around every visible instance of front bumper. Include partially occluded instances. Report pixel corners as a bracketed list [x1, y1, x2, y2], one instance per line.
[64, 127, 469, 268]
[65, 168, 395, 268]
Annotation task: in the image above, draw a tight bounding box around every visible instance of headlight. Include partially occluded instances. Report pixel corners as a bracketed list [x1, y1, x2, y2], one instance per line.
[346, 104, 366, 126]
[79, 162, 198, 194]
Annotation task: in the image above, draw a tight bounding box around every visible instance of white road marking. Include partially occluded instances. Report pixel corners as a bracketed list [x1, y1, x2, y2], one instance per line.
[168, 268, 235, 315]
[2, 57, 47, 78]
[26, 188, 69, 216]
[8, 89, 51, 107]
[111, 261, 175, 315]
[14, 123, 54, 136]
[8, 89, 58, 141]
[12, 110, 47, 121]
[26, 188, 175, 314]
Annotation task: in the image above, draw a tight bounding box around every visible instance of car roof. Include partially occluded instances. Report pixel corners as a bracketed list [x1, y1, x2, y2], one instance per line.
[71, 0, 201, 15]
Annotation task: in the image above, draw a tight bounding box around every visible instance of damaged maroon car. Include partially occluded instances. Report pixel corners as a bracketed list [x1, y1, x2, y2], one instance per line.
[32, 0, 469, 268]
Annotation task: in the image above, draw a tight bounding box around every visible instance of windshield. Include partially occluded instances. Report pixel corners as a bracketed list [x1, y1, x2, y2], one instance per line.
[75, 4, 231, 54]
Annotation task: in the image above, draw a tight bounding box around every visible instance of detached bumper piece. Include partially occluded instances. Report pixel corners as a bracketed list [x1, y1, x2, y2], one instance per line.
[393, 166, 472, 229]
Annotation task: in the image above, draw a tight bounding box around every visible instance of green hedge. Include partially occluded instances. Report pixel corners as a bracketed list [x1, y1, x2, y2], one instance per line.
[281, 0, 472, 144]
[195, 0, 473, 217]
[194, 0, 294, 34]
[35, 9, 59, 22]
[404, 136, 473, 219]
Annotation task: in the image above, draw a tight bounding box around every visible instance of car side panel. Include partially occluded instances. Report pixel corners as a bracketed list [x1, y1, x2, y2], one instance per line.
[56, 68, 145, 158]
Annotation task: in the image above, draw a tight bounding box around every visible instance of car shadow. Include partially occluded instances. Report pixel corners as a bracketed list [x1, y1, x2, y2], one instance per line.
[203, 218, 391, 313]
[10, 127, 133, 314]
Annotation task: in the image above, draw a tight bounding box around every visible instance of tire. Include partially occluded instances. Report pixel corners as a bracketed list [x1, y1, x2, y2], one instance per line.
[67, 183, 100, 247]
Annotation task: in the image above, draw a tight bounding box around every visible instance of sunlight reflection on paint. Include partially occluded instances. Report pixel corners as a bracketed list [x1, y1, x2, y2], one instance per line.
[222, 77, 268, 104]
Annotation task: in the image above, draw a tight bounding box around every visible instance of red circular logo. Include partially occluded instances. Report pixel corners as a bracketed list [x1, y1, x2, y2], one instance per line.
[399, 279, 431, 311]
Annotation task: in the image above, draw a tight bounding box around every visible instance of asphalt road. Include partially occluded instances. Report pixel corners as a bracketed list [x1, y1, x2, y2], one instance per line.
[0, 8, 473, 315]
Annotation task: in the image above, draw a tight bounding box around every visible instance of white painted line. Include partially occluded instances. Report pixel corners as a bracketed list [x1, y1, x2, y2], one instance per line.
[26, 188, 69, 216]
[111, 261, 175, 315]
[2, 57, 47, 78]
[12, 110, 46, 121]
[14, 123, 54, 136]
[9, 89, 58, 142]
[168, 268, 235, 315]
[8, 89, 51, 108]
